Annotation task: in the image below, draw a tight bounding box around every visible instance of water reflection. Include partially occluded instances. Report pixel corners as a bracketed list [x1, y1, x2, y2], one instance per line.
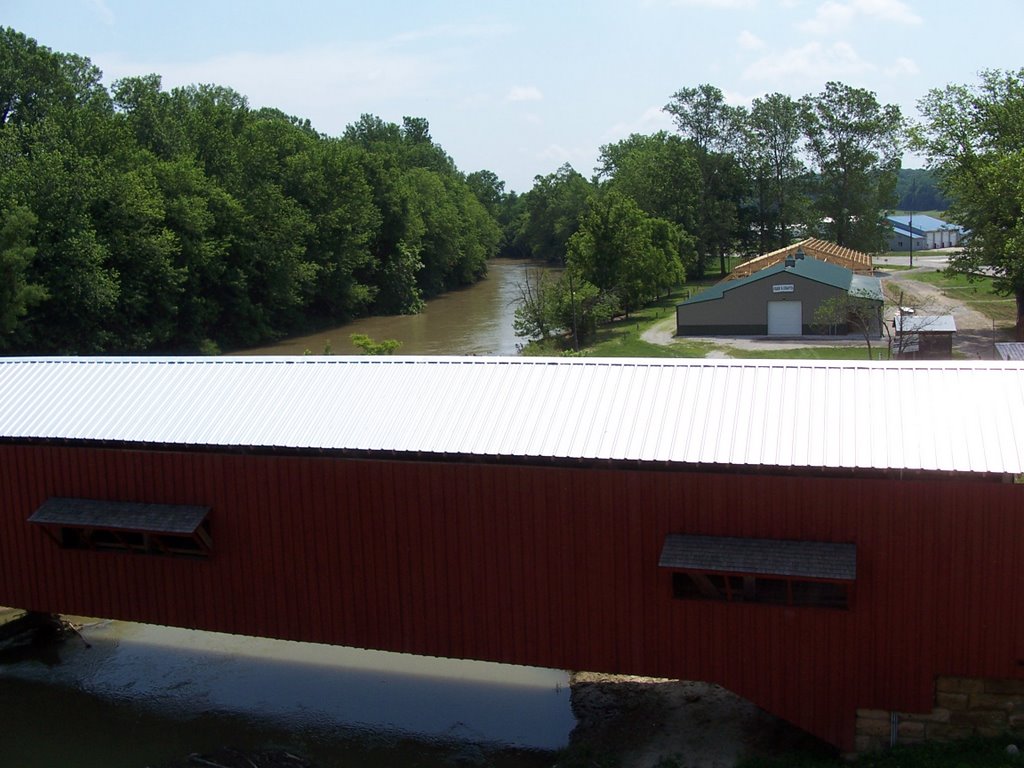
[245, 259, 553, 356]
[0, 617, 573, 767]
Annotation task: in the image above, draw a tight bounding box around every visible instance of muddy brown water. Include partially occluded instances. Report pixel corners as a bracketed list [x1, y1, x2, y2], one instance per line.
[245, 259, 552, 356]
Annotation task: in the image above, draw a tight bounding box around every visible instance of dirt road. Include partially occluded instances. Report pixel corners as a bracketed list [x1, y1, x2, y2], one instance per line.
[880, 267, 1005, 358]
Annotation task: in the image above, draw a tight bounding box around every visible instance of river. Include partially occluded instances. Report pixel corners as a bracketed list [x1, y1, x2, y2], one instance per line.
[246, 258, 549, 356]
[0, 612, 573, 767]
[2, 260, 574, 767]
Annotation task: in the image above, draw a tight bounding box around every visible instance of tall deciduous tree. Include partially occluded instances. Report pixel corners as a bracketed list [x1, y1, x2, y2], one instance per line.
[597, 131, 701, 275]
[741, 93, 807, 253]
[917, 69, 1024, 338]
[514, 163, 593, 264]
[664, 84, 745, 276]
[799, 82, 904, 252]
[568, 191, 684, 314]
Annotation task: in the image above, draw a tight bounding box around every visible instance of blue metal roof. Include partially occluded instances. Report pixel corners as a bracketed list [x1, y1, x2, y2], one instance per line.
[887, 215, 963, 235]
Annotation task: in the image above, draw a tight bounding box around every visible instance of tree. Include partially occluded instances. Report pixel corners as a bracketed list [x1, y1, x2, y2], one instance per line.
[513, 164, 592, 264]
[0, 205, 46, 345]
[799, 82, 904, 252]
[512, 266, 615, 350]
[465, 169, 505, 218]
[567, 191, 684, 314]
[916, 69, 1024, 338]
[741, 93, 808, 253]
[350, 333, 401, 354]
[596, 131, 701, 275]
[812, 290, 882, 359]
[512, 268, 560, 342]
[895, 169, 949, 211]
[664, 84, 746, 276]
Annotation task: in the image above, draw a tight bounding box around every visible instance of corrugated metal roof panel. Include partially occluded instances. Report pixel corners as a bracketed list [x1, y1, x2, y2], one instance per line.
[1, 356, 1024, 474]
[996, 343, 1024, 361]
[894, 315, 957, 333]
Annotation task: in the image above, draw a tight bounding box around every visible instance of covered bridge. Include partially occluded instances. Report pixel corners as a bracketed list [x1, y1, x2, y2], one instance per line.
[1, 356, 1023, 753]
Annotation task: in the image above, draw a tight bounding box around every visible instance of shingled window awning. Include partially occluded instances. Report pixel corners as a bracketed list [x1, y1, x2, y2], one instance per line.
[659, 534, 856, 580]
[29, 497, 212, 557]
[659, 534, 856, 609]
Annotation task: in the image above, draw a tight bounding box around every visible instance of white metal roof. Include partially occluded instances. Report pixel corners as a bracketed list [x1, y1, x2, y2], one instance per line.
[0, 356, 1023, 475]
[893, 315, 957, 333]
[997, 343, 1024, 362]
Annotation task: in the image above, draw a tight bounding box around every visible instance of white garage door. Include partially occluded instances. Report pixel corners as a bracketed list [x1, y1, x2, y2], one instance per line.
[767, 301, 802, 335]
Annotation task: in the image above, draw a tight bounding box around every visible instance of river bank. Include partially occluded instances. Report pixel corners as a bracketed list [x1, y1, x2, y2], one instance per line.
[1, 610, 831, 768]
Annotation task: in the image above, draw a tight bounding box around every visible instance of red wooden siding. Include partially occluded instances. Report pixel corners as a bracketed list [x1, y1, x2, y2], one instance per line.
[1, 444, 1022, 750]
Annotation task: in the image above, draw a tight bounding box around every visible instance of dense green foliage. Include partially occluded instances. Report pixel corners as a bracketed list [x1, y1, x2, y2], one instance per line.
[895, 169, 950, 211]
[798, 82, 904, 252]
[0, 28, 500, 353]
[506, 81, 903, 293]
[917, 68, 1024, 338]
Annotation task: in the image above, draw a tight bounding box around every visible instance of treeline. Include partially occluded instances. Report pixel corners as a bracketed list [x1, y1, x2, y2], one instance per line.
[895, 169, 950, 212]
[1, 27, 913, 354]
[0, 28, 499, 354]
[499, 83, 904, 345]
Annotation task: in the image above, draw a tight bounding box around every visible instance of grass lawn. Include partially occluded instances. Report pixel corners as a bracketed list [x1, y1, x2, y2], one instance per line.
[907, 270, 1017, 325]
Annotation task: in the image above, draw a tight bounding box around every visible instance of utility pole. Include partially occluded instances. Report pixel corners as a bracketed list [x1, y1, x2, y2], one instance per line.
[909, 210, 913, 268]
[568, 269, 579, 352]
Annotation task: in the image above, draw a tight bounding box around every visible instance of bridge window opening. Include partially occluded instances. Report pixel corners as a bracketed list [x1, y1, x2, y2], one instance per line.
[29, 498, 212, 559]
[659, 534, 855, 610]
[670, 572, 849, 609]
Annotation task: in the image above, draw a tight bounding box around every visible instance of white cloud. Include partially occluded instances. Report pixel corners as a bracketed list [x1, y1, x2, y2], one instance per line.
[853, 0, 922, 24]
[886, 56, 920, 76]
[737, 30, 766, 50]
[387, 22, 512, 46]
[800, 0, 922, 35]
[97, 44, 445, 132]
[506, 85, 543, 102]
[602, 106, 675, 142]
[89, 0, 115, 25]
[742, 40, 873, 81]
[537, 143, 594, 169]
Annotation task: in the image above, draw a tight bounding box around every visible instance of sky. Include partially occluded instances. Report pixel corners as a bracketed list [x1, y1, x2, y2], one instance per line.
[6, 0, 1024, 193]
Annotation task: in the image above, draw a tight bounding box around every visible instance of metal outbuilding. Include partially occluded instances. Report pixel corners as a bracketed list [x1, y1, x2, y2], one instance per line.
[676, 254, 883, 337]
